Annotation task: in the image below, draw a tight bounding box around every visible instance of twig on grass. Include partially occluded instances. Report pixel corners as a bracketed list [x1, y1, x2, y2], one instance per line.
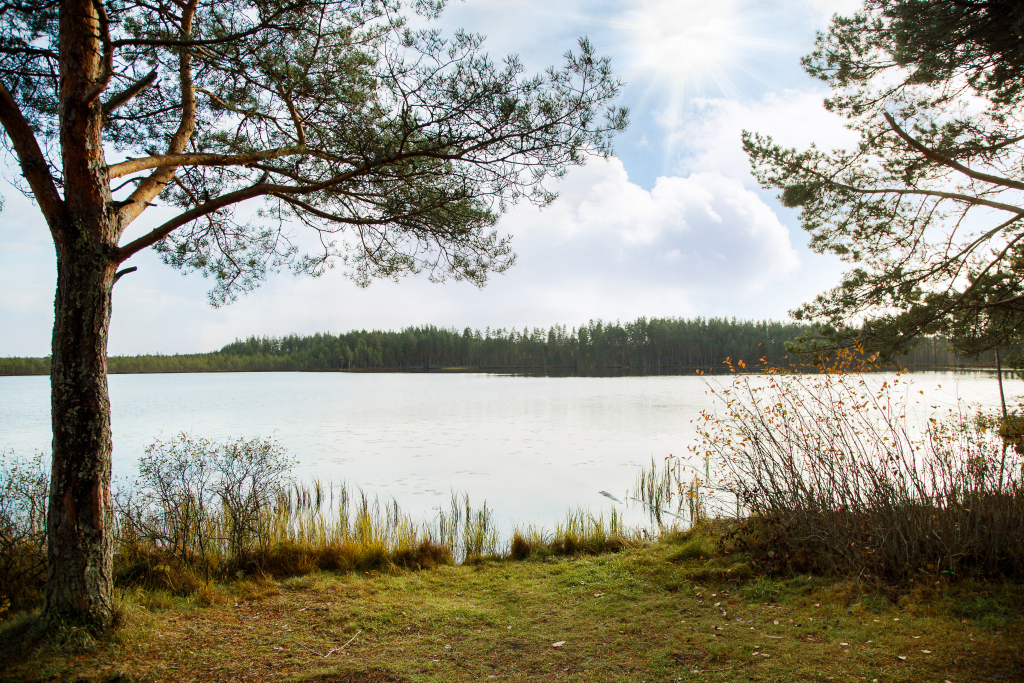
[692, 657, 765, 674]
[289, 630, 361, 657]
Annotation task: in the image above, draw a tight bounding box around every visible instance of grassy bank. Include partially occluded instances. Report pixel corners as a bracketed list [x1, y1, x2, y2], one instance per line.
[4, 365, 1023, 681]
[2, 527, 1022, 682]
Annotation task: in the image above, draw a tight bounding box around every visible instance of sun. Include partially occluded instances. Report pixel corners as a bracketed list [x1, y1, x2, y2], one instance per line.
[607, 0, 784, 104]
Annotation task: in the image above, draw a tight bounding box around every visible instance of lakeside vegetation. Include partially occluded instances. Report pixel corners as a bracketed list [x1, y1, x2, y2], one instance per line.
[0, 434, 635, 619]
[2, 356, 1022, 680]
[0, 316, 1010, 376]
[5, 359, 1022, 605]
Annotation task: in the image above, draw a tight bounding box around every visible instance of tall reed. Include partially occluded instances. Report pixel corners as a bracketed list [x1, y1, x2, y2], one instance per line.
[2, 434, 646, 612]
[693, 356, 1024, 579]
[112, 435, 505, 585]
[632, 449, 743, 531]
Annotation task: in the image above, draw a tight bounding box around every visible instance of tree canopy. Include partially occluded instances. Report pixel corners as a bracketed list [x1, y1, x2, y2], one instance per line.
[0, 0, 626, 628]
[743, 0, 1024, 361]
[2, 0, 627, 303]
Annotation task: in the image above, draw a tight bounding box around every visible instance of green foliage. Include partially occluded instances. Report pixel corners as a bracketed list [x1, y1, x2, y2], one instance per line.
[1, 0, 628, 304]
[807, 0, 1024, 106]
[744, 0, 1024, 360]
[143, 317, 817, 372]
[0, 357, 50, 375]
[740, 576, 785, 602]
[666, 535, 716, 562]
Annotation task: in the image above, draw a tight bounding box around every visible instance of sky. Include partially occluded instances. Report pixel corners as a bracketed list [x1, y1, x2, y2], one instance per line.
[0, 0, 865, 357]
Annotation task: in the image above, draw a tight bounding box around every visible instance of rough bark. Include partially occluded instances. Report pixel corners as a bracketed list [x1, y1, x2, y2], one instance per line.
[41, 0, 121, 629]
[46, 238, 117, 629]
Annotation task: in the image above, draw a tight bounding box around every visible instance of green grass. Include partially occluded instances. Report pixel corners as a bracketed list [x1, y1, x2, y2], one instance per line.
[3, 533, 1022, 683]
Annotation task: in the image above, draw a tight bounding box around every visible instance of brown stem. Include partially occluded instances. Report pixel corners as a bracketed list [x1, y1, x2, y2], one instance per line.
[118, 0, 199, 227]
[107, 145, 307, 178]
[997, 346, 1007, 420]
[84, 0, 114, 105]
[883, 112, 1024, 193]
[103, 69, 158, 115]
[0, 81, 64, 226]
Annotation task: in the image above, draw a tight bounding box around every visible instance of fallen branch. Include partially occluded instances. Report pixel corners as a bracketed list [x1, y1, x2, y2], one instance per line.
[692, 657, 765, 674]
[289, 629, 361, 657]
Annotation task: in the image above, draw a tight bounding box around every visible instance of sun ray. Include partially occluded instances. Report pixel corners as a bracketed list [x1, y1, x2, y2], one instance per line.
[590, 0, 793, 106]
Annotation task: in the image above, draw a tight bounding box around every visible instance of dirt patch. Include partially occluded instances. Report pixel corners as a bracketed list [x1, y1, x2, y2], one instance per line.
[670, 649, 708, 665]
[496, 637, 528, 651]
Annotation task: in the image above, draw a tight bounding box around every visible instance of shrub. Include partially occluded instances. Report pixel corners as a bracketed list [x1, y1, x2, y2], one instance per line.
[695, 360, 1024, 580]
[116, 434, 294, 575]
[0, 451, 48, 614]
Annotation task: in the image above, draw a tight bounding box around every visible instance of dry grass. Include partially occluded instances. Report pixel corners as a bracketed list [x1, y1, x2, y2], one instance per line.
[689, 367, 1024, 580]
[4, 433, 648, 619]
[2, 527, 1022, 683]
[113, 436, 484, 584]
[509, 509, 640, 560]
[1, 437, 511, 612]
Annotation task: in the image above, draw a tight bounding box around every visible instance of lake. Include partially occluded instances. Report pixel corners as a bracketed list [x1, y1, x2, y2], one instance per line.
[1, 370, 1020, 529]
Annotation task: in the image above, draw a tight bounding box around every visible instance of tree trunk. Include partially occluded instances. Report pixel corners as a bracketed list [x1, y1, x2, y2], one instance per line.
[45, 238, 117, 628]
[42, 0, 121, 628]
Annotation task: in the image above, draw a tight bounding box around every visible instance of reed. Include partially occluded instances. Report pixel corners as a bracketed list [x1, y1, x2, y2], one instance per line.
[509, 508, 641, 559]
[2, 433, 648, 614]
[632, 456, 712, 529]
[693, 360, 1024, 580]
[114, 475, 465, 590]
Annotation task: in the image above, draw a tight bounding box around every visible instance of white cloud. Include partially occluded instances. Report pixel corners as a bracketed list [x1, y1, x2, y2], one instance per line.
[504, 157, 800, 294]
[663, 89, 860, 182]
[803, 0, 863, 20]
[95, 157, 803, 354]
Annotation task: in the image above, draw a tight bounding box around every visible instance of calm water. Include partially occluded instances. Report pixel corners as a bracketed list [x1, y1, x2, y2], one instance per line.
[1, 370, 1020, 527]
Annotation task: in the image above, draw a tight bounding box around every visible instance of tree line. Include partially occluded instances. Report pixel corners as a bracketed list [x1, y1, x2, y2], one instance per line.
[1, 317, 1011, 376]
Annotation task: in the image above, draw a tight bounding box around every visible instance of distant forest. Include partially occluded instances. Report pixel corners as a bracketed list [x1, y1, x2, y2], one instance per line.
[0, 317, 1010, 376]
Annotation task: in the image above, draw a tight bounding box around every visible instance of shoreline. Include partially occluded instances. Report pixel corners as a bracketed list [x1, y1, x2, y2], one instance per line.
[0, 363, 1013, 377]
